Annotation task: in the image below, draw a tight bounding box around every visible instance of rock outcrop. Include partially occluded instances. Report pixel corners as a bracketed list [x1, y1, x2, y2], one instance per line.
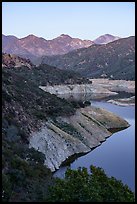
[2, 53, 34, 69]
[29, 106, 129, 172]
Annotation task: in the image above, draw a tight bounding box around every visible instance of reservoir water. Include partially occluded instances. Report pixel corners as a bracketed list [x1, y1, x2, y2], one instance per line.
[54, 100, 135, 192]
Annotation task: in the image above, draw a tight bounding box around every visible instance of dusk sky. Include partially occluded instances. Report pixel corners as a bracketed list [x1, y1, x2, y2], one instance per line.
[2, 2, 135, 40]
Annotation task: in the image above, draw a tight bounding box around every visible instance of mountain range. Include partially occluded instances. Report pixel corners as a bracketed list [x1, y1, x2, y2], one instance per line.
[2, 33, 135, 80]
[2, 34, 93, 58]
[2, 33, 120, 60]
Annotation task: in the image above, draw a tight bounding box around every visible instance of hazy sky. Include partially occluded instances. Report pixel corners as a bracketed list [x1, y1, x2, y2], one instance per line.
[2, 2, 135, 40]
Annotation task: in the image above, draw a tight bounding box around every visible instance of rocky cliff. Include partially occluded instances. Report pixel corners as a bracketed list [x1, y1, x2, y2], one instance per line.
[29, 106, 129, 172]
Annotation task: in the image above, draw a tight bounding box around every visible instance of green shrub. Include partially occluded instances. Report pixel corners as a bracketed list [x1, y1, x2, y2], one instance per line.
[46, 165, 135, 202]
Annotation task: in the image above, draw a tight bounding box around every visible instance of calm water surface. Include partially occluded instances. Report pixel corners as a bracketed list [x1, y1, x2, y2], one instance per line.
[54, 101, 135, 192]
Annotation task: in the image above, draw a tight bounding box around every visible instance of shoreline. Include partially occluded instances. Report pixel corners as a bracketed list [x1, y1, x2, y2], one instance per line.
[107, 96, 135, 106]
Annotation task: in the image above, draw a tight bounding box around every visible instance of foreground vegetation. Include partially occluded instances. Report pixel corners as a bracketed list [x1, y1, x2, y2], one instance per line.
[2, 138, 53, 202]
[46, 165, 135, 202]
[3, 152, 135, 202]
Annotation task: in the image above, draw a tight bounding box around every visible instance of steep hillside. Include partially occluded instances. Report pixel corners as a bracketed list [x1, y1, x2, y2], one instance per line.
[40, 36, 135, 80]
[2, 52, 93, 201]
[3, 67, 77, 138]
[2, 53, 91, 86]
[2, 52, 92, 146]
[2, 62, 81, 201]
[2, 34, 93, 59]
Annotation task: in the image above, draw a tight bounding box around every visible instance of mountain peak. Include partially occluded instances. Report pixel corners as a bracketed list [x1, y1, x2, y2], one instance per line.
[104, 34, 114, 37]
[93, 34, 120, 44]
[59, 34, 72, 39]
[25, 34, 39, 39]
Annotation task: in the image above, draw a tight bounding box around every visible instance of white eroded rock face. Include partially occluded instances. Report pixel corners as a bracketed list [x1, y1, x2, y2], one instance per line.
[29, 106, 129, 172]
[39, 84, 118, 96]
[39, 79, 135, 97]
[29, 122, 90, 172]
